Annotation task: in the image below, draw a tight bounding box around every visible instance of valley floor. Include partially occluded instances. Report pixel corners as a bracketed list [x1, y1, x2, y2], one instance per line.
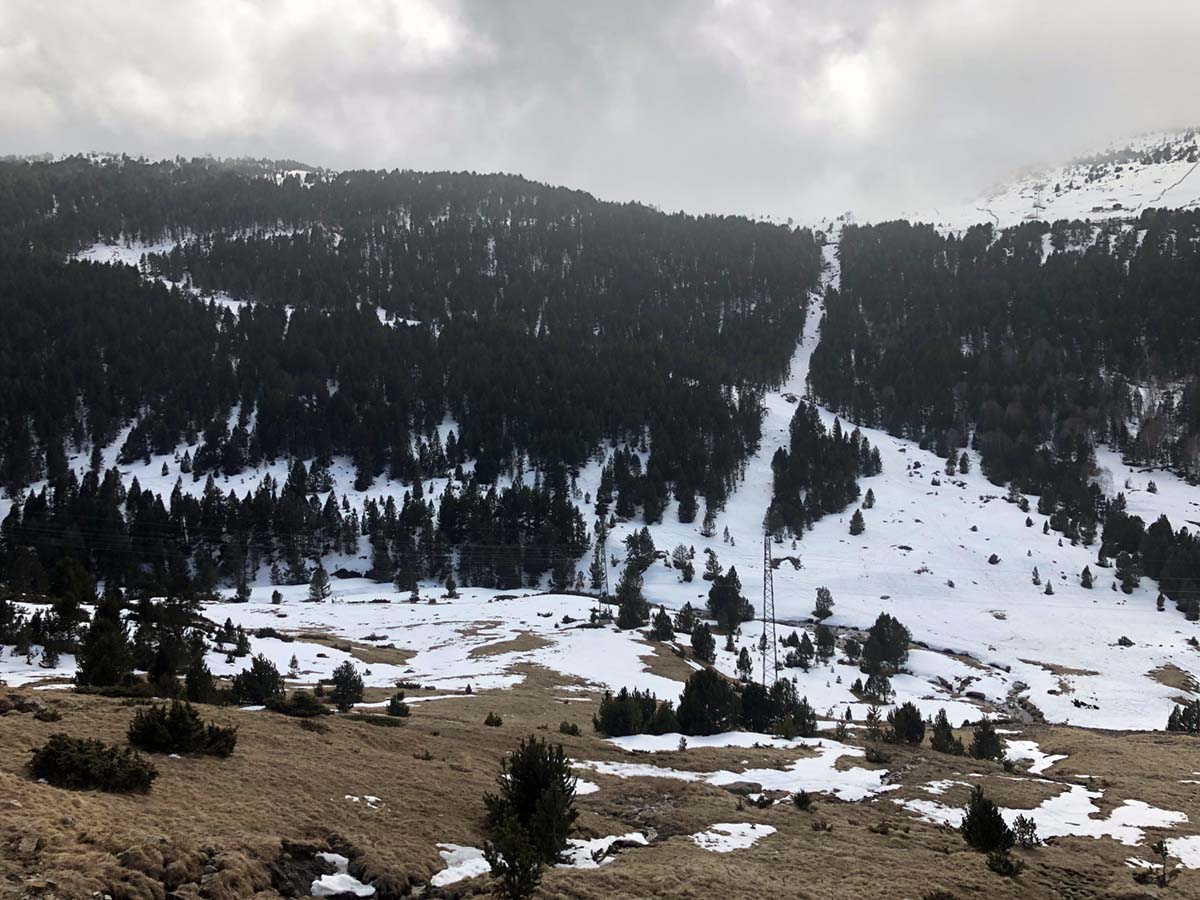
[3, 666, 1200, 899]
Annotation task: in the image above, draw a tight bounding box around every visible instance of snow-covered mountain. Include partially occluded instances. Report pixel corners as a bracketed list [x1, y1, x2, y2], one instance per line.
[906, 128, 1200, 232]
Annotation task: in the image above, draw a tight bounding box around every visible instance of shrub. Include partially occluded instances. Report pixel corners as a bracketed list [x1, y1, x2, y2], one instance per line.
[792, 789, 812, 810]
[968, 718, 1004, 761]
[593, 688, 675, 737]
[343, 713, 403, 727]
[485, 814, 543, 900]
[1012, 814, 1040, 848]
[558, 721, 580, 737]
[30, 734, 157, 793]
[1167, 699, 1200, 733]
[484, 735, 578, 866]
[986, 849, 1024, 877]
[330, 660, 364, 712]
[231, 654, 285, 705]
[960, 786, 1014, 852]
[886, 701, 925, 745]
[387, 693, 410, 717]
[128, 701, 237, 757]
[485, 711, 504, 727]
[299, 718, 329, 734]
[266, 690, 330, 718]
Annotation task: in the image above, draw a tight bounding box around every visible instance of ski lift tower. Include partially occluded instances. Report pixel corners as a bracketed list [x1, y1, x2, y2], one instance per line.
[760, 531, 779, 685]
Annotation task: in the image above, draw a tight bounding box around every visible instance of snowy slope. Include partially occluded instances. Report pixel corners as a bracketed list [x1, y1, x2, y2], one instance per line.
[907, 129, 1200, 232]
[6, 208, 1200, 733]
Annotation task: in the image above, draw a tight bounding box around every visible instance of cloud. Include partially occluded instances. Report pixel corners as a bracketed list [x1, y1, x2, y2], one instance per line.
[1, 0, 1197, 221]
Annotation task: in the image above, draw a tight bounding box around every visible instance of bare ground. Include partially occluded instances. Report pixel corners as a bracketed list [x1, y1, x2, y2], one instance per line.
[2, 672, 1199, 900]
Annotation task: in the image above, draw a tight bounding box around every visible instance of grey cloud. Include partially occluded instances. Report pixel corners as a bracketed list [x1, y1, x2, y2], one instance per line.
[1, 0, 1197, 221]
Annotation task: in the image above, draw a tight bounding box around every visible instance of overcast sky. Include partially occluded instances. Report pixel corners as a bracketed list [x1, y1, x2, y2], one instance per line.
[2, 0, 1197, 221]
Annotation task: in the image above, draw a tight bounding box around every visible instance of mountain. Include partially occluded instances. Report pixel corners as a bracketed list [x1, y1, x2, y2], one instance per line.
[911, 128, 1200, 232]
[3, 140, 1200, 898]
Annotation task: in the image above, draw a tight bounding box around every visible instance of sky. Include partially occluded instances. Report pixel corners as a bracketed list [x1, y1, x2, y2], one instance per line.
[1, 0, 1198, 222]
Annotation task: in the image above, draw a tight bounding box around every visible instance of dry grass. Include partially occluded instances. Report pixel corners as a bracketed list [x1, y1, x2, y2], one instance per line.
[2, 677, 1200, 899]
[1149, 663, 1200, 696]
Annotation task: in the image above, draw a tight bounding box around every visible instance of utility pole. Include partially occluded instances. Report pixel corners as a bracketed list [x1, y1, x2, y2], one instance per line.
[761, 531, 778, 686]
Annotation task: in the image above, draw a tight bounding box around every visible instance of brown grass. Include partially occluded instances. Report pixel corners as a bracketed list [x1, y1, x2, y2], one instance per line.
[1149, 663, 1200, 695]
[2, 681, 1200, 899]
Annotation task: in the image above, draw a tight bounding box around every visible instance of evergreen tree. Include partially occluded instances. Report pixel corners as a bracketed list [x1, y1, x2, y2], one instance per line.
[648, 606, 674, 641]
[849, 509, 865, 535]
[930, 708, 965, 755]
[887, 701, 925, 745]
[960, 786, 1014, 853]
[813, 586, 834, 619]
[330, 660, 364, 711]
[615, 566, 649, 629]
[75, 593, 132, 687]
[706, 566, 753, 630]
[677, 668, 740, 736]
[736, 646, 754, 680]
[308, 563, 332, 602]
[1080, 565, 1093, 588]
[690, 622, 716, 664]
[483, 735, 578, 866]
[968, 718, 1004, 761]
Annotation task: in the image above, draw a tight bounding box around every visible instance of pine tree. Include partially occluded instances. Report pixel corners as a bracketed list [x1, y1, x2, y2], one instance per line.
[797, 632, 814, 670]
[887, 701, 925, 745]
[330, 660, 364, 712]
[615, 566, 648, 629]
[307, 564, 332, 602]
[814, 623, 835, 659]
[649, 606, 674, 641]
[1080, 566, 1093, 588]
[483, 735, 578, 866]
[691, 622, 716, 664]
[849, 509, 865, 535]
[673, 602, 699, 634]
[813, 586, 834, 619]
[968, 718, 1004, 761]
[863, 488, 875, 509]
[930, 708, 965, 754]
[445, 573, 459, 598]
[736, 646, 753, 680]
[960, 786, 1014, 853]
[75, 593, 132, 687]
[676, 668, 740, 736]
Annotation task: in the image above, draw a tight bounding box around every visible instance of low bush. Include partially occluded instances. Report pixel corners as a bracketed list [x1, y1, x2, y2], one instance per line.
[30, 734, 158, 793]
[128, 701, 237, 757]
[342, 712, 404, 728]
[485, 711, 504, 727]
[386, 693, 410, 717]
[265, 690, 330, 718]
[558, 721, 580, 736]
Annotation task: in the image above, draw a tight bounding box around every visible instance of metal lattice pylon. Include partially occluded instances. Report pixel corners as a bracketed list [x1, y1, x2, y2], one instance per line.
[761, 531, 778, 685]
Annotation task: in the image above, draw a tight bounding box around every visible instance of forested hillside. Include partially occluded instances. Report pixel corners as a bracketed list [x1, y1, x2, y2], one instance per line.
[809, 211, 1200, 620]
[0, 156, 820, 595]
